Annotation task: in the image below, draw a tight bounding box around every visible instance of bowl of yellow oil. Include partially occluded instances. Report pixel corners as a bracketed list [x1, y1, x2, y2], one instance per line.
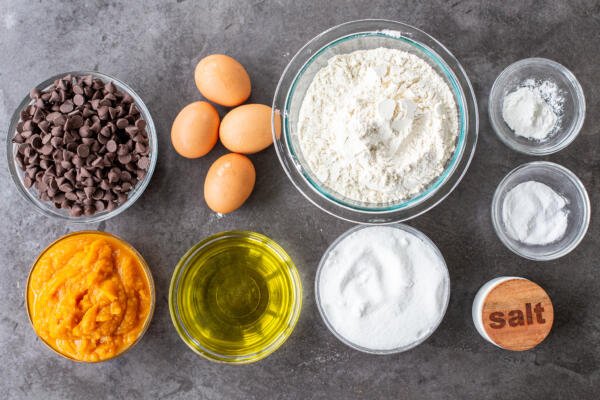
[169, 231, 302, 364]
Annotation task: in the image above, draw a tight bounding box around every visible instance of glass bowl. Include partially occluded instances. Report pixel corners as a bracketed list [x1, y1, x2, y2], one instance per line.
[489, 58, 585, 155]
[26, 230, 156, 362]
[272, 19, 478, 224]
[169, 231, 302, 364]
[491, 162, 590, 261]
[315, 224, 450, 354]
[7, 71, 158, 223]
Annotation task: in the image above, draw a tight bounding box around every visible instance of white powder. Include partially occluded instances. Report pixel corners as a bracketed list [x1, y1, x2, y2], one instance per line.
[297, 48, 459, 204]
[317, 226, 449, 351]
[502, 181, 569, 245]
[502, 80, 563, 141]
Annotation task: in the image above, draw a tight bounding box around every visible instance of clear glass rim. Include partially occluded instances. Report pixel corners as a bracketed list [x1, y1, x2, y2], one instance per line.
[491, 161, 591, 261]
[25, 230, 156, 363]
[314, 223, 451, 354]
[272, 19, 479, 224]
[168, 230, 303, 364]
[488, 58, 586, 156]
[6, 70, 158, 223]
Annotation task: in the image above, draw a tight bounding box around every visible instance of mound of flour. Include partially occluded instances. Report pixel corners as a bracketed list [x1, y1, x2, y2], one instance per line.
[297, 48, 459, 204]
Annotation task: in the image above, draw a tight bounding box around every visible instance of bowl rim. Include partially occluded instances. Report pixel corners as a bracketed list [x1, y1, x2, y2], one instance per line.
[25, 230, 156, 363]
[488, 57, 586, 156]
[6, 70, 158, 223]
[314, 223, 451, 354]
[168, 230, 303, 364]
[491, 161, 591, 261]
[272, 19, 479, 224]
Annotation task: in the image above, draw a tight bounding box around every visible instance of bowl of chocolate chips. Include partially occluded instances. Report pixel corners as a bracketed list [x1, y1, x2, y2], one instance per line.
[7, 71, 157, 222]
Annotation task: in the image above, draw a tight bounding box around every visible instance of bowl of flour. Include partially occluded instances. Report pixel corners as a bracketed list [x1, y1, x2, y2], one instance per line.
[272, 20, 478, 224]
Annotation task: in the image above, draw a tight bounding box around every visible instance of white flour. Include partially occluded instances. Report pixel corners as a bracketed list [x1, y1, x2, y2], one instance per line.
[502, 80, 563, 141]
[502, 181, 569, 245]
[297, 48, 459, 204]
[317, 226, 449, 351]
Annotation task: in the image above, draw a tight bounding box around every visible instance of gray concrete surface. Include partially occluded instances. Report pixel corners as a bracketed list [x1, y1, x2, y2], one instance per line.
[1, 0, 599, 398]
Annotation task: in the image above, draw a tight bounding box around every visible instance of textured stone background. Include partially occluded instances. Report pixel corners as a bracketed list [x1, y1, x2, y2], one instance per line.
[1, 0, 599, 398]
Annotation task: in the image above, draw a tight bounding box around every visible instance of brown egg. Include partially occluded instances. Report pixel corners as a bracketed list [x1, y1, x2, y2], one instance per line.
[171, 101, 220, 158]
[219, 104, 279, 154]
[194, 54, 251, 107]
[204, 153, 256, 214]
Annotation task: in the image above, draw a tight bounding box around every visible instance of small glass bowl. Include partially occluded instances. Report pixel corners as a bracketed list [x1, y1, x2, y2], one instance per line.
[26, 230, 156, 362]
[315, 224, 450, 354]
[7, 71, 158, 223]
[272, 19, 478, 224]
[169, 231, 302, 364]
[489, 58, 585, 155]
[491, 162, 590, 261]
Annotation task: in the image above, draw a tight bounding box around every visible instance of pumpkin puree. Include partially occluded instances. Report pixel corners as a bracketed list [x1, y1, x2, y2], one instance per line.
[27, 232, 153, 362]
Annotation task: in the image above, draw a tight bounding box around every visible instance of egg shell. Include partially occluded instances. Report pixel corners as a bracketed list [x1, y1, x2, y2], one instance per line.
[194, 54, 251, 107]
[219, 104, 280, 154]
[204, 153, 256, 214]
[171, 101, 220, 158]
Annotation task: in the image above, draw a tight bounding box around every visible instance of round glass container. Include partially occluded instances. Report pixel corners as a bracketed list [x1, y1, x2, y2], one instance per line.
[489, 58, 585, 155]
[272, 19, 478, 224]
[169, 231, 302, 364]
[315, 224, 450, 354]
[491, 162, 590, 260]
[26, 230, 156, 362]
[7, 71, 158, 223]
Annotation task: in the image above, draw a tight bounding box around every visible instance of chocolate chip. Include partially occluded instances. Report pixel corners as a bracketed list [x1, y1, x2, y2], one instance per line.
[135, 119, 147, 130]
[105, 82, 116, 93]
[118, 153, 131, 165]
[29, 135, 43, 149]
[79, 125, 91, 138]
[116, 118, 129, 129]
[32, 108, 45, 123]
[24, 175, 33, 188]
[30, 88, 41, 99]
[54, 114, 66, 126]
[84, 186, 95, 198]
[68, 115, 84, 130]
[117, 144, 129, 156]
[51, 125, 64, 137]
[12, 73, 151, 217]
[40, 144, 53, 155]
[122, 93, 134, 104]
[97, 106, 109, 119]
[70, 205, 83, 216]
[59, 100, 74, 113]
[74, 94, 86, 106]
[108, 107, 118, 120]
[125, 125, 139, 135]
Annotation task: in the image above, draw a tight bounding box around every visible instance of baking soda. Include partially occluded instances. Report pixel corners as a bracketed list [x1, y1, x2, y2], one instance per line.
[502, 181, 568, 245]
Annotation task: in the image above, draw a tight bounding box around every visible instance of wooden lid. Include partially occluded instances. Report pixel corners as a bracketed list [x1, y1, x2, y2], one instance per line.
[482, 278, 553, 351]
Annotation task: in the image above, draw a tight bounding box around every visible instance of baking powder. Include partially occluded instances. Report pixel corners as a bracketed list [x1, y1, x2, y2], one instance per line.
[502, 80, 563, 141]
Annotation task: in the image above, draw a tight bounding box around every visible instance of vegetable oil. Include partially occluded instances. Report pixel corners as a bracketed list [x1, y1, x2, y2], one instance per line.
[169, 231, 302, 363]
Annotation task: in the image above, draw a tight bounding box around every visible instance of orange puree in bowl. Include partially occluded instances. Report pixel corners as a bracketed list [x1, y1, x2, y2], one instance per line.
[27, 232, 153, 362]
